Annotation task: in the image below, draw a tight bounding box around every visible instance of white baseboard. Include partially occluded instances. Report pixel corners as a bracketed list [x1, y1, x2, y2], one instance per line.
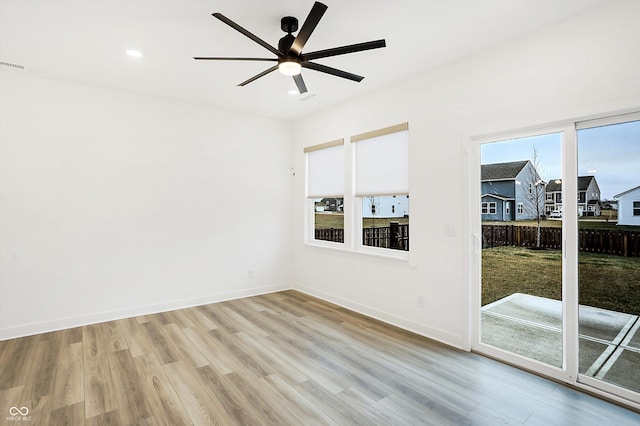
[0, 283, 291, 341]
[293, 284, 465, 350]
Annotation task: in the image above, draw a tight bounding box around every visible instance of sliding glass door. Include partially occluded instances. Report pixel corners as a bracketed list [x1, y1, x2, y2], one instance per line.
[478, 131, 564, 369]
[576, 115, 640, 399]
[473, 112, 640, 406]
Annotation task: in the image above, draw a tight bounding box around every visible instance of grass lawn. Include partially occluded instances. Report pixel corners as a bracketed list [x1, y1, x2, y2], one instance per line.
[314, 212, 409, 230]
[482, 246, 640, 315]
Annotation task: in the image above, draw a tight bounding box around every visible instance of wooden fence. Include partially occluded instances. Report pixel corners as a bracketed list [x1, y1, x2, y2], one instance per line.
[315, 228, 344, 243]
[482, 224, 640, 257]
[315, 222, 409, 251]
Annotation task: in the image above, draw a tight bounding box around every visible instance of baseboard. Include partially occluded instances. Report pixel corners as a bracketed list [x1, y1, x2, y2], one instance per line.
[294, 284, 465, 350]
[0, 283, 292, 341]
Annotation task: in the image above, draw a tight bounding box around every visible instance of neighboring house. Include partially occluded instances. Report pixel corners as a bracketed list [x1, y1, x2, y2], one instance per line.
[614, 185, 640, 226]
[545, 175, 601, 217]
[481, 160, 545, 221]
[362, 195, 409, 218]
[316, 198, 344, 212]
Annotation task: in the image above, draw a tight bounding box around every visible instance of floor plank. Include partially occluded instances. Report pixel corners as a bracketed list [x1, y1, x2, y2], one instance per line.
[0, 290, 638, 425]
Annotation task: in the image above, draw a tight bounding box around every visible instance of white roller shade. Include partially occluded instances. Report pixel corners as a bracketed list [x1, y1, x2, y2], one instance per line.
[353, 125, 409, 196]
[306, 141, 344, 198]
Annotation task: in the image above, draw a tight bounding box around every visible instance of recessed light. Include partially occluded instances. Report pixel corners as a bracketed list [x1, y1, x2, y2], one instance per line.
[288, 89, 299, 95]
[126, 49, 142, 58]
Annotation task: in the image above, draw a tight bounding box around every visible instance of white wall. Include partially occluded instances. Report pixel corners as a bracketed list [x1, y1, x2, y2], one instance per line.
[0, 70, 292, 339]
[291, 1, 640, 349]
[617, 188, 640, 226]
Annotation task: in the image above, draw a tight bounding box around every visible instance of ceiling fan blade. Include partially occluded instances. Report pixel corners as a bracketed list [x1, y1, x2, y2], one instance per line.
[238, 65, 279, 86]
[212, 13, 282, 57]
[193, 57, 278, 61]
[302, 62, 364, 82]
[302, 39, 386, 61]
[290, 1, 328, 56]
[293, 74, 308, 94]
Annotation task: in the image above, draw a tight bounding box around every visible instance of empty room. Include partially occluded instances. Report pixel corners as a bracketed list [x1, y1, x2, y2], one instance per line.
[1, 0, 639, 424]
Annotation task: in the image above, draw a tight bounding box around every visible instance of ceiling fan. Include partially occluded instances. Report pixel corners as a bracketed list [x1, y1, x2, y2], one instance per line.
[194, 1, 386, 94]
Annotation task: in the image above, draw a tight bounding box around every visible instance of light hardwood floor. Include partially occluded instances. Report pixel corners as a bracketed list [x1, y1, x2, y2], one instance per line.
[1, 290, 639, 425]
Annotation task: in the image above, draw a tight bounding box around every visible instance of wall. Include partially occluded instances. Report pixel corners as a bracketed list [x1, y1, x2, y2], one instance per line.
[290, 1, 640, 349]
[0, 70, 292, 339]
[618, 188, 640, 226]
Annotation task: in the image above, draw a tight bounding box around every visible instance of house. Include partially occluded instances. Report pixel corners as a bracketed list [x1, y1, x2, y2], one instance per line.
[545, 175, 601, 217]
[1, 0, 639, 420]
[362, 195, 409, 218]
[316, 197, 344, 212]
[615, 185, 640, 226]
[481, 160, 545, 221]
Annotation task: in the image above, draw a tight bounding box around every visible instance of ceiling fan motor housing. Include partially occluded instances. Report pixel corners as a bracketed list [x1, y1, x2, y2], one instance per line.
[281, 16, 298, 33]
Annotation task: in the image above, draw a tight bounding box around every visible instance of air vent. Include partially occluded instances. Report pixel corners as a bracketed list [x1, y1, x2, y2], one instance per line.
[300, 93, 316, 101]
[0, 61, 25, 70]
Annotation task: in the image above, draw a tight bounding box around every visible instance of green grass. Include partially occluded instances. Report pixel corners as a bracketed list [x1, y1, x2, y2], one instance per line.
[482, 246, 640, 315]
[314, 212, 345, 229]
[314, 212, 409, 230]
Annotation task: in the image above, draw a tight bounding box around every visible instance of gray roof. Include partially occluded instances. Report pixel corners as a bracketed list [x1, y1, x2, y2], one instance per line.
[481, 160, 528, 181]
[546, 176, 595, 192]
[578, 176, 595, 191]
[546, 179, 562, 192]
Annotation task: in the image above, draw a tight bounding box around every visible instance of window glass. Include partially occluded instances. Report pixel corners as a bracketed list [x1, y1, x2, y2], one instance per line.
[305, 140, 345, 244]
[362, 195, 409, 251]
[313, 197, 344, 243]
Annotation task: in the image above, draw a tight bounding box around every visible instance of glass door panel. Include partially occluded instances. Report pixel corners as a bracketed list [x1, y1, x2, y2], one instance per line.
[577, 119, 640, 395]
[480, 132, 564, 367]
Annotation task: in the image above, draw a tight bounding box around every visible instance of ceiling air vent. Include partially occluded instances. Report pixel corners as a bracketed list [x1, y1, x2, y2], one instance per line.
[0, 61, 25, 70]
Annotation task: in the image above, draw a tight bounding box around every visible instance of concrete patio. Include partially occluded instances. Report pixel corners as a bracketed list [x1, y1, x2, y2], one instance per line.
[481, 293, 640, 393]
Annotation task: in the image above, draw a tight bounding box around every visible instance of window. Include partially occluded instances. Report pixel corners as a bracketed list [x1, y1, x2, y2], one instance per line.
[506, 203, 511, 215]
[353, 123, 409, 252]
[517, 202, 524, 214]
[546, 192, 554, 201]
[305, 139, 344, 244]
[482, 202, 497, 214]
[634, 201, 640, 216]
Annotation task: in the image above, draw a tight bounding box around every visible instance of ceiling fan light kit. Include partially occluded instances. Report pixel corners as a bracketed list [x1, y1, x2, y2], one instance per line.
[194, 1, 386, 94]
[279, 61, 301, 76]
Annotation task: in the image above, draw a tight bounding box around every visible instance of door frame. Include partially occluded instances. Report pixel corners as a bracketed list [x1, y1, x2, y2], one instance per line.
[467, 111, 640, 410]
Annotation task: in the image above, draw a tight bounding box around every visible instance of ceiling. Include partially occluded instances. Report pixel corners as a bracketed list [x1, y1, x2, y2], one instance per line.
[0, 0, 608, 120]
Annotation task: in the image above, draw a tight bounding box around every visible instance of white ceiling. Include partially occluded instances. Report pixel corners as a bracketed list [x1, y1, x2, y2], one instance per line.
[0, 0, 609, 120]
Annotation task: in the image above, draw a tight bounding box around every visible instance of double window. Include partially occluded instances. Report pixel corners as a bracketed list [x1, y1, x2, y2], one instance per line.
[481, 202, 497, 215]
[634, 201, 640, 216]
[305, 123, 410, 254]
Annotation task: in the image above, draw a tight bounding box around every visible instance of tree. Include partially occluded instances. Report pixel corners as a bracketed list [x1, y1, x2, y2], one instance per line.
[520, 146, 547, 248]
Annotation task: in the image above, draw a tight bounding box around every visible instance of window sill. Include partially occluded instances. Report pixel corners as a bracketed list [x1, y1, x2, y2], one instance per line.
[304, 240, 409, 261]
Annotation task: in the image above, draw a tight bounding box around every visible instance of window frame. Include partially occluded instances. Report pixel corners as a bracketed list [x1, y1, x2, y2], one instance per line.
[303, 123, 410, 260]
[352, 123, 410, 258]
[305, 139, 346, 248]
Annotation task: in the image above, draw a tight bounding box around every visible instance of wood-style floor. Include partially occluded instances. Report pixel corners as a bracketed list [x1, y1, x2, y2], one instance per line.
[1, 291, 639, 425]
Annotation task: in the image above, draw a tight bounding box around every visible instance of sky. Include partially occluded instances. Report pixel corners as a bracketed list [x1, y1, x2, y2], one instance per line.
[481, 120, 640, 200]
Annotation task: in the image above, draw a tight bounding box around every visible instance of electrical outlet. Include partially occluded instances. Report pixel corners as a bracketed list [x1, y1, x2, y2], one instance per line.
[417, 296, 425, 308]
[248, 270, 254, 278]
